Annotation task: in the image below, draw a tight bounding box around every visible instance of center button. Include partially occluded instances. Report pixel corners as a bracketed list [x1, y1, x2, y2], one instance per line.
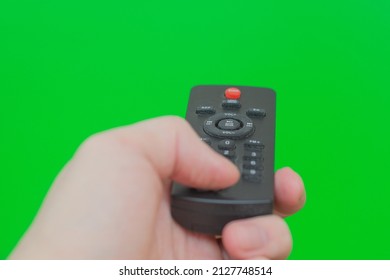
[217, 118, 241, 130]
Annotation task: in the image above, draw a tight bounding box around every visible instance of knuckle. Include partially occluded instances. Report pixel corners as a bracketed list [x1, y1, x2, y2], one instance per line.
[77, 131, 120, 157]
[155, 115, 189, 131]
[73, 116, 191, 166]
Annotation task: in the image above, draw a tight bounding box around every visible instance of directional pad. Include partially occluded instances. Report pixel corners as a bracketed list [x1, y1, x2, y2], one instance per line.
[203, 113, 255, 139]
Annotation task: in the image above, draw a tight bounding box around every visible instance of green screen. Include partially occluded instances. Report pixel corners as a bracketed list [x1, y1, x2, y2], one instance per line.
[1, 0, 389, 259]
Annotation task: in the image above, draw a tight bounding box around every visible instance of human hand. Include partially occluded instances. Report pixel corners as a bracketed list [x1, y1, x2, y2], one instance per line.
[10, 116, 305, 259]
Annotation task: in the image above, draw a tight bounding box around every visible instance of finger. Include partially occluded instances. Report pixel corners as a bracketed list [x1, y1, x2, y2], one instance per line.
[222, 215, 292, 260]
[274, 167, 306, 217]
[106, 116, 240, 190]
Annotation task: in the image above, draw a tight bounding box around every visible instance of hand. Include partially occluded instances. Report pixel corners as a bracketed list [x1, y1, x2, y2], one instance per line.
[10, 116, 306, 259]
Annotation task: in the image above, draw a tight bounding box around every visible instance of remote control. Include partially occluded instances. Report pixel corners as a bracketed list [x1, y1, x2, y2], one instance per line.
[171, 85, 276, 235]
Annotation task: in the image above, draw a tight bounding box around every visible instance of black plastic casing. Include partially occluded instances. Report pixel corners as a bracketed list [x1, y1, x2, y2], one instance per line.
[171, 85, 276, 235]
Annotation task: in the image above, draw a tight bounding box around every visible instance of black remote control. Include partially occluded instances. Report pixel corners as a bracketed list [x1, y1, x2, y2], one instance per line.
[171, 85, 276, 235]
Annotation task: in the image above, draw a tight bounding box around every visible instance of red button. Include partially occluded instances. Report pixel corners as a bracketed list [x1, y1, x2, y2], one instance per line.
[225, 87, 241, 99]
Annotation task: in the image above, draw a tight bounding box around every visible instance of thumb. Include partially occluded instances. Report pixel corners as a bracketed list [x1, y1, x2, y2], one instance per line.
[222, 215, 292, 260]
[113, 116, 240, 189]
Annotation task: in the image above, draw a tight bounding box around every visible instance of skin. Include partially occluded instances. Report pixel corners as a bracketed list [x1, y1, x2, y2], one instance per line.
[10, 116, 306, 260]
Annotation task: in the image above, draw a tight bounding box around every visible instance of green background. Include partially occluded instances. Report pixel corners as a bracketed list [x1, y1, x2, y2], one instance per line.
[1, 0, 389, 259]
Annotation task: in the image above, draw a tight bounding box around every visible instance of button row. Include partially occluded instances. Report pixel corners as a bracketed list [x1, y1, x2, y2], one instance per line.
[196, 105, 266, 118]
[200, 138, 264, 151]
[241, 141, 264, 183]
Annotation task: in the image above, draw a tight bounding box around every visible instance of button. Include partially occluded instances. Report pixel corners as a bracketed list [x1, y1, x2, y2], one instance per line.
[218, 139, 236, 150]
[243, 160, 264, 170]
[200, 137, 212, 145]
[242, 169, 262, 182]
[243, 150, 262, 160]
[222, 100, 241, 109]
[244, 139, 264, 150]
[203, 113, 255, 139]
[196, 106, 216, 115]
[225, 87, 241, 99]
[246, 108, 266, 118]
[217, 119, 241, 130]
[219, 149, 236, 159]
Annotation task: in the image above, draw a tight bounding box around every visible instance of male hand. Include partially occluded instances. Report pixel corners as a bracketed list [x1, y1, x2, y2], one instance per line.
[10, 116, 305, 259]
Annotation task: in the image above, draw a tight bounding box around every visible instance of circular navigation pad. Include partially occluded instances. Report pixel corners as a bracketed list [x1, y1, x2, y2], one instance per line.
[203, 113, 254, 139]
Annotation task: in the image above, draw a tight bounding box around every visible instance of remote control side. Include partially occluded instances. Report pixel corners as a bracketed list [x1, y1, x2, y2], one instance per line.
[171, 85, 276, 235]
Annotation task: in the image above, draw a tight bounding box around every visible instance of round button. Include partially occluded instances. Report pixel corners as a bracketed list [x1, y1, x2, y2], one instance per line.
[225, 87, 241, 99]
[217, 118, 241, 130]
[218, 139, 236, 150]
